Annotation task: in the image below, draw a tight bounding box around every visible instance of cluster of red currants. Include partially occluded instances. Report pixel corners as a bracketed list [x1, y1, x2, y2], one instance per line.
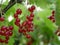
[0, 26, 13, 43]
[13, 5, 35, 45]
[48, 10, 55, 23]
[0, 17, 4, 22]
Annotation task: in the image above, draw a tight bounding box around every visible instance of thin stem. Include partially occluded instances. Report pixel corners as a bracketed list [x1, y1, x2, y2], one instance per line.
[0, 0, 23, 17]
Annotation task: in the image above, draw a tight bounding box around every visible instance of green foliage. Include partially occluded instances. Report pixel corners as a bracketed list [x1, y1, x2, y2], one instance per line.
[0, 0, 59, 45]
[55, 0, 60, 26]
[29, 0, 55, 8]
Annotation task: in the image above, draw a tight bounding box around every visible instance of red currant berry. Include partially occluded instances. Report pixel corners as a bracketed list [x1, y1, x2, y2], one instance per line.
[1, 26, 6, 30]
[5, 31, 10, 36]
[6, 27, 10, 31]
[27, 21, 32, 25]
[0, 17, 4, 21]
[48, 16, 54, 20]
[16, 9, 22, 14]
[26, 34, 31, 39]
[16, 18, 20, 22]
[28, 8, 33, 12]
[29, 17, 33, 21]
[30, 13, 34, 17]
[23, 29, 27, 33]
[52, 10, 55, 14]
[19, 29, 23, 33]
[1, 31, 5, 35]
[26, 16, 33, 21]
[9, 26, 14, 30]
[31, 5, 35, 10]
[14, 13, 18, 18]
[5, 37, 9, 40]
[9, 31, 13, 36]
[15, 21, 20, 26]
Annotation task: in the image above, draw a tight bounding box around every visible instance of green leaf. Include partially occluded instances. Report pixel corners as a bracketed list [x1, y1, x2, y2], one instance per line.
[29, 0, 52, 8]
[55, 0, 60, 26]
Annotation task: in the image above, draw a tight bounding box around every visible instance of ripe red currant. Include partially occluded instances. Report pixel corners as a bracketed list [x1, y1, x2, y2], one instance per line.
[14, 13, 18, 18]
[28, 8, 33, 12]
[9, 26, 14, 30]
[16, 9, 22, 14]
[26, 34, 31, 39]
[1, 26, 6, 30]
[30, 13, 34, 17]
[15, 18, 20, 22]
[31, 5, 35, 10]
[0, 17, 4, 21]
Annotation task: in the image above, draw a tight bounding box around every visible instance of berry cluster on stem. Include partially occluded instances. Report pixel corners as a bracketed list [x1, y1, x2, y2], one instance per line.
[13, 5, 35, 45]
[48, 10, 55, 23]
[0, 26, 13, 44]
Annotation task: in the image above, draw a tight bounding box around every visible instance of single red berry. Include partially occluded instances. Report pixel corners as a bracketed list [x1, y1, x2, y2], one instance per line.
[26, 16, 30, 19]
[9, 26, 14, 30]
[1, 26, 6, 30]
[1, 31, 5, 36]
[27, 21, 32, 25]
[19, 29, 23, 33]
[48, 16, 54, 20]
[30, 13, 34, 17]
[26, 34, 31, 39]
[5, 31, 10, 36]
[15, 21, 20, 26]
[28, 23, 33, 28]
[16, 18, 20, 22]
[31, 5, 35, 10]
[6, 27, 10, 31]
[28, 8, 33, 12]
[5, 36, 9, 40]
[16, 9, 22, 14]
[9, 31, 13, 36]
[52, 10, 55, 14]
[22, 29, 27, 33]
[26, 16, 33, 21]
[0, 17, 4, 21]
[14, 13, 18, 18]
[29, 17, 33, 21]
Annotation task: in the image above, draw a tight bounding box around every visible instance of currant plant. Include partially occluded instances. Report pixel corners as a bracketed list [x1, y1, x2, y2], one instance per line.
[0, 0, 60, 45]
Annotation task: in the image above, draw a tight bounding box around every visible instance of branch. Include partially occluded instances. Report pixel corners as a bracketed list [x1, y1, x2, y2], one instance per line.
[0, 0, 23, 17]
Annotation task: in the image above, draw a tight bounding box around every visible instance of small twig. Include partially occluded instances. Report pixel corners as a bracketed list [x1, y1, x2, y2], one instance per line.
[0, 0, 23, 17]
